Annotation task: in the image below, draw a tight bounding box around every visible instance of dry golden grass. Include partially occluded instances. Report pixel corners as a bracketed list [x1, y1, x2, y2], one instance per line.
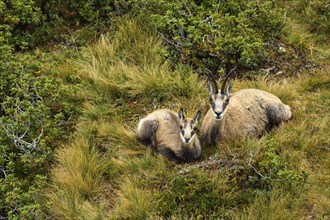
[109, 178, 158, 219]
[75, 20, 205, 104]
[47, 136, 107, 219]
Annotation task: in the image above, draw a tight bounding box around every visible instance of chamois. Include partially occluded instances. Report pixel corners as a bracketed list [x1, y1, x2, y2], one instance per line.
[137, 108, 202, 163]
[200, 72, 292, 144]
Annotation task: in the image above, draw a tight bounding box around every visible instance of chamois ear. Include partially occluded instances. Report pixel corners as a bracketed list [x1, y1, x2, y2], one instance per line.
[178, 108, 185, 121]
[207, 80, 214, 94]
[194, 111, 202, 124]
[226, 81, 232, 96]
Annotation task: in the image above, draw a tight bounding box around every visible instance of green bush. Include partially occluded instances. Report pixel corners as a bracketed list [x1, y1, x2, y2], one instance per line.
[150, 170, 238, 218]
[0, 49, 77, 219]
[0, 0, 44, 49]
[0, 0, 118, 49]
[125, 0, 286, 73]
[248, 139, 308, 191]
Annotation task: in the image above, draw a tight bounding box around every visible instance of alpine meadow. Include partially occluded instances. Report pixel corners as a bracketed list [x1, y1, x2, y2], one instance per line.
[0, 0, 329, 219]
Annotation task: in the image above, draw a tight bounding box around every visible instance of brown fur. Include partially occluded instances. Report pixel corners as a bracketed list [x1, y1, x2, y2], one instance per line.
[200, 89, 292, 144]
[137, 109, 202, 163]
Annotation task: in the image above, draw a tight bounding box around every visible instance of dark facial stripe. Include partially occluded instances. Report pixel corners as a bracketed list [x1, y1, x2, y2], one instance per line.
[210, 94, 230, 114]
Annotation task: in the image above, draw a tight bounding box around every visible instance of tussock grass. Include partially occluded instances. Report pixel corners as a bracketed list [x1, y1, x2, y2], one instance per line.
[47, 19, 330, 219]
[76, 20, 205, 102]
[109, 178, 158, 219]
[232, 190, 302, 220]
[47, 136, 107, 219]
[52, 136, 105, 197]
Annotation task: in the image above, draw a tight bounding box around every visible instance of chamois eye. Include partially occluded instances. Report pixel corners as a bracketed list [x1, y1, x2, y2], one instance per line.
[193, 127, 197, 131]
[179, 125, 183, 129]
[209, 97, 212, 102]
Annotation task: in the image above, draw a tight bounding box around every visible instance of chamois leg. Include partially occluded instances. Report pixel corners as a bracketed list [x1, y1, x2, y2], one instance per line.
[158, 145, 183, 164]
[179, 145, 201, 162]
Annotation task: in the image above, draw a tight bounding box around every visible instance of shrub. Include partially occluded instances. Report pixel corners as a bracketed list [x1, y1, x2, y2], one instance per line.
[0, 49, 77, 218]
[0, 0, 44, 49]
[0, 0, 119, 49]
[125, 0, 286, 74]
[248, 139, 308, 191]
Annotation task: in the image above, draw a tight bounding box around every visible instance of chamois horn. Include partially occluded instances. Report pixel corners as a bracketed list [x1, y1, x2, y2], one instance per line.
[220, 67, 236, 94]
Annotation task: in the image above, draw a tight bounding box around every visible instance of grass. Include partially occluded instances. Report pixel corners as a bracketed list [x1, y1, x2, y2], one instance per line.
[74, 20, 206, 104]
[47, 135, 108, 219]
[280, 0, 330, 62]
[46, 19, 330, 219]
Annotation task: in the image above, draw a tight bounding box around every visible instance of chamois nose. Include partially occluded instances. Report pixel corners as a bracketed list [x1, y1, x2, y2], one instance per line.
[215, 111, 222, 118]
[185, 138, 190, 143]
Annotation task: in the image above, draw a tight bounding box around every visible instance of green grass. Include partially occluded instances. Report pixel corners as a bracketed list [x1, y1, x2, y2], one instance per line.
[46, 19, 330, 219]
[280, 0, 330, 63]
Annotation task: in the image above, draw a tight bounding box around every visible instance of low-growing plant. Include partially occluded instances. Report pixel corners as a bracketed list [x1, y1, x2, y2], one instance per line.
[248, 139, 308, 191]
[150, 170, 238, 218]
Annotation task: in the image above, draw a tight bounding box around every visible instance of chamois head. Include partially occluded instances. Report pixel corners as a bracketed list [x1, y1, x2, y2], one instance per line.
[178, 108, 201, 144]
[207, 70, 234, 120]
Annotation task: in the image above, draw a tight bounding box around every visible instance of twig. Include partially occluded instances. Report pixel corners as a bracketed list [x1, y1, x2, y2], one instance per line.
[197, 16, 213, 28]
[0, 119, 43, 153]
[0, 168, 7, 179]
[156, 30, 181, 50]
[262, 66, 275, 79]
[248, 147, 264, 178]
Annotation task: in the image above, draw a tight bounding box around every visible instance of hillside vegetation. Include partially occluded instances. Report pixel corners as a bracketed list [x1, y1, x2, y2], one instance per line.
[46, 21, 330, 219]
[1, 0, 329, 219]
